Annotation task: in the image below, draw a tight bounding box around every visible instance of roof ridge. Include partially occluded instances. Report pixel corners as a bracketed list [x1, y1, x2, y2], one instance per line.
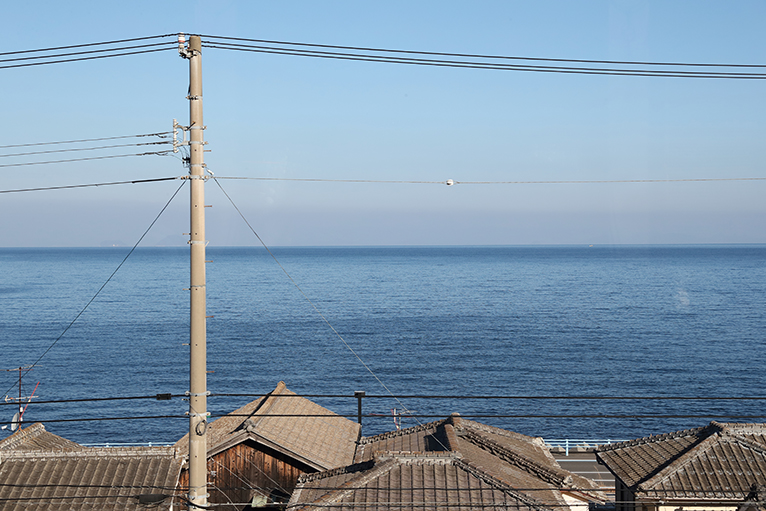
[454, 457, 550, 511]
[357, 418, 448, 444]
[458, 418, 540, 442]
[0, 422, 47, 450]
[302, 457, 400, 506]
[298, 459, 376, 484]
[458, 428, 571, 486]
[597, 425, 709, 452]
[1, 446, 176, 459]
[248, 380, 290, 428]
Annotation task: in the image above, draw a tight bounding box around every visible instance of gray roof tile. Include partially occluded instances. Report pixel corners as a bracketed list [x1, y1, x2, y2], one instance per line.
[0, 447, 180, 511]
[596, 421, 766, 500]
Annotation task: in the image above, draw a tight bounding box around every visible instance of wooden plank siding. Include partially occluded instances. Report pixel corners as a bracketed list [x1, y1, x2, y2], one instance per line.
[179, 439, 317, 510]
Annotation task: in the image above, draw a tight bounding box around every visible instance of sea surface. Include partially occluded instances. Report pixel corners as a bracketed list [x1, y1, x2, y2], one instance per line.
[1, 245, 764, 445]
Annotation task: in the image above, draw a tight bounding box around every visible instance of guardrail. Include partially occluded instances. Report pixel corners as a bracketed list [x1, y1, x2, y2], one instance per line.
[81, 442, 174, 448]
[543, 439, 625, 456]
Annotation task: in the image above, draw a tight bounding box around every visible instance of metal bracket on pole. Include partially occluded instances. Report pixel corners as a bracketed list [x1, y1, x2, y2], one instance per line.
[173, 119, 190, 154]
[186, 391, 211, 397]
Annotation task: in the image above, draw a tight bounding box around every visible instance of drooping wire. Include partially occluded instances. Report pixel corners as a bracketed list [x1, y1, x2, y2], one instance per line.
[0, 151, 171, 168]
[0, 132, 171, 149]
[200, 39, 766, 79]
[0, 47, 177, 70]
[0, 180, 187, 400]
[0, 34, 175, 57]
[0, 141, 171, 158]
[198, 34, 766, 69]
[210, 176, 418, 419]
[0, 42, 174, 64]
[0, 177, 180, 194]
[1, 392, 764, 407]
[215, 176, 766, 185]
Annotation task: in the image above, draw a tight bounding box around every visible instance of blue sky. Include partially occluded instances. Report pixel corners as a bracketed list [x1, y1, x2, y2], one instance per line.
[1, 1, 765, 246]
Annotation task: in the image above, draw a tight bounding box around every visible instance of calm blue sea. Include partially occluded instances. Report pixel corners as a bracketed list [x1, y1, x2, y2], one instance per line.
[1, 245, 764, 445]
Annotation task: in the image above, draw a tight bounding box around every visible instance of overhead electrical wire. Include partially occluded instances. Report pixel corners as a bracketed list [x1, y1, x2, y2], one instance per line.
[211, 176, 419, 422]
[0, 47, 177, 70]
[1, 392, 763, 407]
[5, 412, 766, 427]
[216, 176, 766, 185]
[0, 35, 175, 57]
[0, 181, 187, 400]
[0, 177, 180, 194]
[0, 141, 171, 158]
[0, 34, 177, 70]
[199, 35, 766, 79]
[0, 132, 171, 149]
[0, 150, 171, 168]
[0, 42, 174, 65]
[199, 35, 766, 69]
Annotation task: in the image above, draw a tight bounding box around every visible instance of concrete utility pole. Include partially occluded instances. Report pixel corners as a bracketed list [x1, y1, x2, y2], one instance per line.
[180, 33, 208, 510]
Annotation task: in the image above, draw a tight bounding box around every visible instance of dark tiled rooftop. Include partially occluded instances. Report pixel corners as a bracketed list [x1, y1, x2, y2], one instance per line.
[596, 421, 766, 500]
[0, 423, 81, 452]
[0, 446, 180, 511]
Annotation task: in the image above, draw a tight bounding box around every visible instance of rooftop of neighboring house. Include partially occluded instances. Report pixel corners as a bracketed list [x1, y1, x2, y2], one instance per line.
[290, 451, 551, 511]
[0, 424, 181, 511]
[289, 413, 606, 511]
[596, 421, 766, 501]
[0, 422, 81, 452]
[175, 381, 361, 471]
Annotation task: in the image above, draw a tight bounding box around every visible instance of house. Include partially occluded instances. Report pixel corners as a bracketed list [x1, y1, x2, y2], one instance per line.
[0, 423, 181, 511]
[289, 413, 606, 511]
[595, 421, 766, 511]
[174, 381, 361, 509]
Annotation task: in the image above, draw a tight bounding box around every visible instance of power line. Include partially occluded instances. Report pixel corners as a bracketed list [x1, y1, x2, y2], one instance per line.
[0, 34, 174, 57]
[2, 392, 763, 407]
[0, 41, 175, 65]
[5, 413, 766, 427]
[200, 39, 766, 79]
[199, 34, 766, 69]
[0, 141, 171, 158]
[211, 176, 419, 419]
[0, 181, 187, 400]
[0, 177, 179, 194]
[216, 176, 766, 185]
[0, 47, 177, 70]
[0, 150, 171, 168]
[211, 393, 766, 401]
[0, 132, 171, 149]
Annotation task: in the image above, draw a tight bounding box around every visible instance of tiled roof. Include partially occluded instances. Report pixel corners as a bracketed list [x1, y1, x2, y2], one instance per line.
[176, 381, 360, 470]
[354, 418, 453, 463]
[596, 421, 766, 500]
[0, 446, 181, 511]
[0, 423, 81, 452]
[302, 414, 605, 510]
[289, 452, 549, 511]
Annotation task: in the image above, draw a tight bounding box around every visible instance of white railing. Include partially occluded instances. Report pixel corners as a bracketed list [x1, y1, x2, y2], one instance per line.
[543, 439, 625, 455]
[81, 442, 174, 448]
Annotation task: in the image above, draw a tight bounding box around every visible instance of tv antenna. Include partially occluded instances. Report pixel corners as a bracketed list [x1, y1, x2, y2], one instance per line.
[2, 366, 39, 432]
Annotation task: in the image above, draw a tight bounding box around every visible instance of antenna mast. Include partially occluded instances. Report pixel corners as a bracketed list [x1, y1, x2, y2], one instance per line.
[179, 33, 208, 510]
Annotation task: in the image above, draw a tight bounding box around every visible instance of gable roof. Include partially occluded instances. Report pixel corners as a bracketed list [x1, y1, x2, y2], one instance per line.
[289, 451, 550, 511]
[175, 381, 360, 471]
[596, 421, 766, 500]
[0, 446, 181, 511]
[0, 423, 81, 452]
[320, 414, 605, 510]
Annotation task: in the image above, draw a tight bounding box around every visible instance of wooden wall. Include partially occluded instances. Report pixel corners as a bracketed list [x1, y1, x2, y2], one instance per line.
[179, 439, 316, 510]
